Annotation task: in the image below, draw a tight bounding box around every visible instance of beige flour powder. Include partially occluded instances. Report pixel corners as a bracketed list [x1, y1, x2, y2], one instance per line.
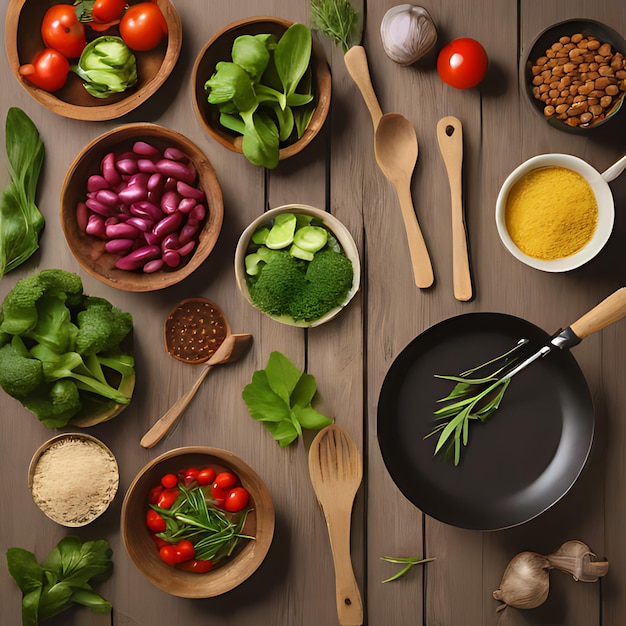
[31, 436, 119, 527]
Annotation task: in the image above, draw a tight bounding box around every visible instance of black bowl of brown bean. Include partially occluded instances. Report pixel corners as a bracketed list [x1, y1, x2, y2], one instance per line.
[523, 19, 626, 133]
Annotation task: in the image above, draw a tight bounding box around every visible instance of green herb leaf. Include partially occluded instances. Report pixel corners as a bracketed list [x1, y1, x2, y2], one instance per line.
[274, 23, 312, 99]
[264, 351, 303, 405]
[241, 370, 291, 423]
[380, 555, 435, 583]
[311, 0, 359, 53]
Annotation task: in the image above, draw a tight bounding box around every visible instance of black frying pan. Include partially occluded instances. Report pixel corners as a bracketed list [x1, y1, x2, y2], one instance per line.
[377, 289, 626, 531]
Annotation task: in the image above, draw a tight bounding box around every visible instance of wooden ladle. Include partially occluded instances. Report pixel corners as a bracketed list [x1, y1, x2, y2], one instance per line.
[308, 424, 363, 626]
[374, 113, 434, 289]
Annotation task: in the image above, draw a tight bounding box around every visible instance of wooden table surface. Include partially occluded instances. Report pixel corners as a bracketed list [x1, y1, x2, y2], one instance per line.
[1, 0, 625, 624]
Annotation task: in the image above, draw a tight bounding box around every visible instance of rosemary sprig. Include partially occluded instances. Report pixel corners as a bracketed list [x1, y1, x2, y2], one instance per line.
[425, 340, 529, 465]
[310, 0, 358, 53]
[380, 555, 436, 583]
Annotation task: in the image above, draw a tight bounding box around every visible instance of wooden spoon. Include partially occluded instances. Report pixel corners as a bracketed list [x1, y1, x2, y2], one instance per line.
[437, 116, 472, 301]
[140, 333, 253, 448]
[308, 424, 363, 626]
[374, 113, 434, 288]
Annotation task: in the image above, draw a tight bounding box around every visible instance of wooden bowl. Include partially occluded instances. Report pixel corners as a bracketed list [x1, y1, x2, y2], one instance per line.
[121, 446, 275, 598]
[191, 16, 331, 162]
[61, 123, 224, 292]
[234, 204, 361, 327]
[29, 433, 119, 527]
[5, 0, 182, 121]
[522, 19, 626, 133]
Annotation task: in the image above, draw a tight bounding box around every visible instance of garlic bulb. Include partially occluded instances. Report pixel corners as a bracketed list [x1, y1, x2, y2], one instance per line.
[380, 5, 438, 66]
[492, 552, 550, 611]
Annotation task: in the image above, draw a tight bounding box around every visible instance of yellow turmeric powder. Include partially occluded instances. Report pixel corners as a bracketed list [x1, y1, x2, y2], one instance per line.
[505, 166, 598, 260]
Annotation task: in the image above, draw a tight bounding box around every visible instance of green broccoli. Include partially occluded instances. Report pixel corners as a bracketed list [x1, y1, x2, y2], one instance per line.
[75, 296, 133, 357]
[248, 250, 307, 316]
[22, 379, 81, 428]
[0, 336, 43, 398]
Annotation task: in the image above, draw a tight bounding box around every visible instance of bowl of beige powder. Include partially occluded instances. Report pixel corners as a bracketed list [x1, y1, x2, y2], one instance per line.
[29, 434, 119, 527]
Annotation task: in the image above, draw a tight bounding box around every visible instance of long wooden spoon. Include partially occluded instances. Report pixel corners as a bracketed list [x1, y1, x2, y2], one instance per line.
[140, 333, 253, 448]
[437, 116, 472, 301]
[308, 424, 363, 626]
[374, 112, 434, 288]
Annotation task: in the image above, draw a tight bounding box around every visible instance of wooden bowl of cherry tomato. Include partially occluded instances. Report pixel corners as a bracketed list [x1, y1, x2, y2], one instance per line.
[121, 446, 275, 598]
[5, 0, 182, 121]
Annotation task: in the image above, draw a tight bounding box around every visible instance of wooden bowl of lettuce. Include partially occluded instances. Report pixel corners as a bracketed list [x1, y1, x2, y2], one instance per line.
[5, 0, 182, 121]
[234, 204, 360, 327]
[191, 17, 331, 168]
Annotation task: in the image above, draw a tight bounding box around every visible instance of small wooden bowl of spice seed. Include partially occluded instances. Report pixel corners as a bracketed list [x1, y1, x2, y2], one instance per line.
[495, 153, 623, 272]
[29, 434, 119, 527]
[523, 19, 626, 132]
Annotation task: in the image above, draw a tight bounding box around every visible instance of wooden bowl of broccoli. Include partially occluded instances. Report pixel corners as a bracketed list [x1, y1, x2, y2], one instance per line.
[234, 204, 360, 327]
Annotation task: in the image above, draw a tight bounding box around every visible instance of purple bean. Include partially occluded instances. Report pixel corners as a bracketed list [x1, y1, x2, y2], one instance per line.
[130, 201, 163, 222]
[126, 216, 153, 232]
[161, 233, 180, 250]
[163, 146, 188, 162]
[105, 238, 135, 254]
[178, 223, 199, 245]
[160, 190, 181, 214]
[76, 202, 89, 232]
[86, 214, 106, 238]
[95, 189, 119, 207]
[86, 197, 115, 217]
[101, 152, 122, 186]
[125, 173, 150, 187]
[177, 241, 196, 256]
[162, 249, 181, 268]
[115, 245, 161, 271]
[176, 180, 205, 201]
[143, 259, 165, 273]
[177, 197, 196, 214]
[147, 172, 164, 192]
[163, 177, 177, 191]
[137, 158, 158, 173]
[152, 212, 183, 238]
[156, 159, 193, 182]
[189, 204, 206, 223]
[133, 141, 160, 157]
[106, 222, 142, 239]
[87, 174, 110, 192]
[143, 231, 163, 246]
[105, 216, 120, 226]
[117, 184, 148, 205]
[115, 158, 139, 176]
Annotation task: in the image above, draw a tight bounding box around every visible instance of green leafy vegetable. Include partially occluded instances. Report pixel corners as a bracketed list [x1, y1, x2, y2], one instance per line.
[242, 351, 332, 446]
[0, 108, 45, 278]
[425, 340, 529, 465]
[311, 0, 359, 52]
[380, 555, 435, 583]
[6, 536, 112, 625]
[72, 36, 137, 98]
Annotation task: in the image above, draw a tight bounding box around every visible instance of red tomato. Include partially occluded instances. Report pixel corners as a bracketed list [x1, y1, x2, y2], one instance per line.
[196, 467, 216, 486]
[148, 484, 163, 504]
[41, 5, 86, 59]
[151, 534, 169, 549]
[214, 472, 238, 489]
[177, 559, 213, 573]
[210, 482, 228, 505]
[156, 487, 179, 509]
[119, 2, 168, 51]
[224, 487, 250, 512]
[91, 0, 127, 24]
[183, 467, 199, 486]
[146, 509, 166, 532]
[19, 49, 70, 92]
[159, 544, 179, 565]
[161, 473, 178, 489]
[437, 37, 488, 89]
[175, 539, 195, 562]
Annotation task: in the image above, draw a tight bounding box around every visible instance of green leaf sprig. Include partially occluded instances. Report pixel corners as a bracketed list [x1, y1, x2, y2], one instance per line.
[380, 555, 435, 583]
[242, 350, 332, 446]
[425, 340, 529, 465]
[311, 0, 359, 53]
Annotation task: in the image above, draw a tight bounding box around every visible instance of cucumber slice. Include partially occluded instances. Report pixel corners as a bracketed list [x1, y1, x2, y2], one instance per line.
[245, 253, 265, 276]
[290, 244, 315, 261]
[255, 246, 272, 262]
[251, 226, 270, 245]
[292, 225, 328, 253]
[265, 213, 297, 249]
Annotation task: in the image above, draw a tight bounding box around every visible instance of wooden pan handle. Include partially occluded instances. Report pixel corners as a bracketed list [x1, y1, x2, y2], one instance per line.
[569, 287, 626, 340]
[344, 46, 383, 132]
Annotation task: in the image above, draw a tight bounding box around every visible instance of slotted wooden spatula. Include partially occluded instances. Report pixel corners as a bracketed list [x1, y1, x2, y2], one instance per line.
[308, 424, 363, 626]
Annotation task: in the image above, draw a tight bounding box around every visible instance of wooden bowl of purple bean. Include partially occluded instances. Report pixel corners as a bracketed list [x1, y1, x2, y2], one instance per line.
[60, 122, 224, 291]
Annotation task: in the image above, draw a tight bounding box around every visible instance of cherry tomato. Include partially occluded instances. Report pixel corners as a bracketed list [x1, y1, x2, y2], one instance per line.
[177, 559, 213, 573]
[436, 37, 488, 89]
[182, 467, 199, 486]
[196, 467, 216, 486]
[175, 539, 195, 562]
[224, 487, 250, 513]
[91, 0, 127, 24]
[159, 544, 179, 565]
[146, 509, 166, 532]
[41, 5, 87, 59]
[156, 487, 179, 509]
[119, 2, 168, 51]
[151, 534, 169, 549]
[148, 484, 163, 504]
[161, 473, 178, 489]
[19, 48, 70, 92]
[210, 482, 228, 506]
[214, 471, 238, 489]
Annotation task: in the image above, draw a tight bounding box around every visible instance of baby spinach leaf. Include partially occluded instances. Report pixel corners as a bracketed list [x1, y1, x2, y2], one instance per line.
[242, 370, 291, 423]
[240, 109, 280, 169]
[274, 23, 312, 100]
[232, 34, 273, 82]
[264, 351, 302, 404]
[205, 62, 258, 111]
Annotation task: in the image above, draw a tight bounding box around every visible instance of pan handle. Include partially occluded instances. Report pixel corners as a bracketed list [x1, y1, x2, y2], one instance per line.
[567, 287, 626, 341]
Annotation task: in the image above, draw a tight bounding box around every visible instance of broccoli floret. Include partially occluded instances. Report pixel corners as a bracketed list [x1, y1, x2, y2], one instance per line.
[248, 250, 307, 316]
[289, 250, 354, 321]
[0, 336, 43, 398]
[0, 269, 82, 336]
[22, 379, 81, 428]
[75, 296, 133, 357]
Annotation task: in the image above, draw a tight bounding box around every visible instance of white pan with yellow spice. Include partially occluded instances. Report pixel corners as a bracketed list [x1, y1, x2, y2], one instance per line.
[495, 152, 626, 272]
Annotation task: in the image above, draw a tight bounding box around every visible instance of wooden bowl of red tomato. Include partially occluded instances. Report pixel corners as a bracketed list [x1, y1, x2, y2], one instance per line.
[5, 0, 182, 121]
[121, 446, 275, 598]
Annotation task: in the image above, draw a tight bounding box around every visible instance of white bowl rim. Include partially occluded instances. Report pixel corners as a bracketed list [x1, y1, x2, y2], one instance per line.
[495, 153, 615, 272]
[234, 204, 361, 327]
